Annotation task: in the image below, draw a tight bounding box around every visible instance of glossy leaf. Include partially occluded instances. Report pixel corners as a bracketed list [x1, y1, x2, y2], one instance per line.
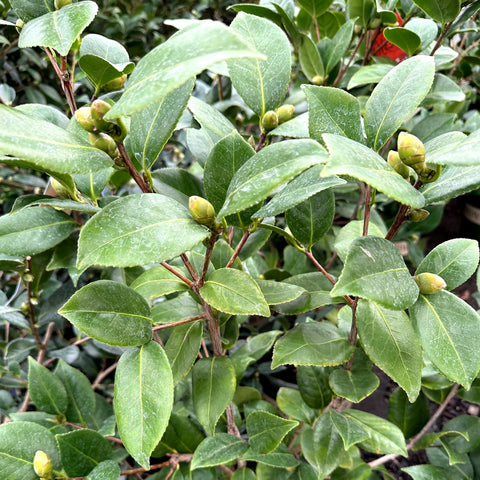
[0, 206, 75, 257]
[425, 74, 466, 103]
[328, 409, 369, 450]
[10, 194, 100, 215]
[0, 421, 61, 480]
[402, 465, 464, 480]
[56, 430, 112, 477]
[59, 280, 152, 347]
[415, 239, 479, 290]
[85, 460, 121, 480]
[412, 0, 461, 23]
[297, 365, 333, 410]
[348, 0, 375, 28]
[298, 34, 325, 82]
[130, 266, 189, 303]
[324, 19, 355, 74]
[0, 105, 112, 174]
[388, 389, 430, 439]
[272, 321, 355, 368]
[9, 0, 53, 21]
[130, 79, 194, 170]
[114, 342, 174, 469]
[18, 2, 98, 56]
[242, 444, 299, 468]
[165, 321, 203, 385]
[247, 411, 298, 453]
[347, 64, 393, 90]
[77, 194, 209, 269]
[383, 27, 421, 56]
[426, 130, 480, 167]
[329, 363, 379, 403]
[322, 134, 425, 208]
[200, 268, 270, 317]
[27, 357, 68, 415]
[331, 236, 419, 310]
[356, 300, 422, 402]
[364, 55, 435, 151]
[218, 139, 328, 220]
[410, 290, 480, 389]
[151, 294, 202, 324]
[269, 111, 309, 138]
[276, 387, 318, 424]
[257, 280, 305, 305]
[343, 409, 408, 456]
[304, 85, 364, 143]
[227, 12, 291, 116]
[188, 96, 236, 139]
[191, 434, 249, 470]
[105, 21, 264, 119]
[192, 356, 236, 436]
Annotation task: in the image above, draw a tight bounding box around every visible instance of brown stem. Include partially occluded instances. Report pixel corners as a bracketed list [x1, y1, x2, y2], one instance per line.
[161, 261, 194, 288]
[344, 299, 358, 371]
[288, 422, 304, 450]
[217, 75, 224, 101]
[92, 361, 118, 389]
[217, 464, 234, 477]
[226, 230, 250, 268]
[226, 403, 242, 437]
[201, 300, 223, 356]
[449, 36, 480, 75]
[116, 143, 152, 193]
[256, 133, 267, 152]
[430, 21, 453, 57]
[25, 257, 42, 348]
[333, 31, 365, 88]
[153, 315, 205, 331]
[385, 204, 409, 241]
[181, 253, 200, 283]
[363, 184, 371, 236]
[368, 384, 459, 468]
[201, 231, 219, 284]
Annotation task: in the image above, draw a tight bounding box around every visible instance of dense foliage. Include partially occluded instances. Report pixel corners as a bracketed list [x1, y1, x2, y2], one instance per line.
[2, 0, 480, 479]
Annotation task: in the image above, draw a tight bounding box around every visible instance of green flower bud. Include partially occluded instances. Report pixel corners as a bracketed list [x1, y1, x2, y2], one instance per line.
[311, 75, 324, 85]
[89, 132, 117, 156]
[368, 17, 382, 29]
[91, 99, 113, 131]
[407, 208, 430, 222]
[15, 19, 24, 33]
[75, 106, 96, 133]
[261, 110, 279, 132]
[33, 450, 53, 479]
[101, 74, 127, 93]
[107, 118, 128, 143]
[54, 0, 72, 9]
[50, 177, 70, 199]
[189, 196, 216, 227]
[397, 132, 425, 172]
[418, 165, 441, 184]
[414, 272, 447, 295]
[387, 150, 410, 179]
[275, 104, 295, 124]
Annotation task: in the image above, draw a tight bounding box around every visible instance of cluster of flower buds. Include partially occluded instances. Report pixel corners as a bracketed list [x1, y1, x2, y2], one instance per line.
[388, 132, 441, 184]
[75, 99, 127, 166]
[260, 104, 295, 132]
[34, 450, 53, 480]
[414, 272, 447, 295]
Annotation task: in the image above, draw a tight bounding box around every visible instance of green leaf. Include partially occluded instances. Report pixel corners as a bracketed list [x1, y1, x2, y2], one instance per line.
[204, 130, 255, 212]
[10, 0, 53, 22]
[347, 64, 393, 90]
[27, 357, 67, 415]
[405, 18, 438, 50]
[304, 85, 364, 143]
[298, 0, 333, 17]
[415, 239, 479, 290]
[348, 0, 375, 28]
[324, 19, 355, 74]
[10, 194, 99, 215]
[191, 434, 249, 470]
[130, 266, 189, 303]
[105, 21, 264, 119]
[114, 342, 174, 469]
[242, 444, 299, 468]
[269, 112, 309, 138]
[343, 409, 407, 456]
[59, 280, 152, 347]
[200, 268, 270, 317]
[232, 468, 256, 480]
[272, 322, 355, 368]
[364, 55, 435, 151]
[411, 113, 456, 143]
[286, 189, 334, 248]
[273, 272, 338, 314]
[356, 300, 422, 402]
[130, 79, 194, 170]
[257, 280, 305, 305]
[78, 34, 134, 90]
[227, 12, 291, 117]
[331, 236, 419, 310]
[18, 2, 98, 56]
[0, 105, 112, 174]
[297, 365, 333, 410]
[425, 74, 466, 103]
[56, 430, 112, 477]
[412, 0, 461, 24]
[383, 27, 421, 56]
[298, 34, 325, 82]
[410, 290, 480, 389]
[426, 130, 480, 167]
[218, 139, 328, 220]
[0, 206, 75, 257]
[188, 96, 236, 140]
[322, 134, 425, 209]
[192, 356, 236, 436]
[151, 168, 204, 208]
[388, 389, 430, 439]
[276, 387, 318, 424]
[328, 410, 369, 450]
[329, 364, 379, 403]
[152, 294, 202, 325]
[85, 460, 121, 480]
[301, 413, 345, 477]
[247, 411, 298, 453]
[253, 166, 345, 218]
[402, 465, 464, 480]
[77, 194, 209, 269]
[165, 321, 203, 385]
[0, 421, 61, 480]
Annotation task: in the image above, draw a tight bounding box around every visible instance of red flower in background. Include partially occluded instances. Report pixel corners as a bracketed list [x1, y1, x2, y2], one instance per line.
[372, 11, 408, 63]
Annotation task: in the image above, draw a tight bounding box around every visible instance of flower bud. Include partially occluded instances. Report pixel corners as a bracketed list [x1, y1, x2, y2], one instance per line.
[75, 106, 96, 133]
[275, 105, 294, 124]
[261, 110, 278, 132]
[418, 165, 441, 184]
[89, 132, 117, 156]
[54, 0, 72, 9]
[50, 177, 70, 199]
[311, 75, 324, 85]
[397, 132, 425, 172]
[414, 272, 447, 295]
[33, 450, 53, 479]
[368, 17, 382, 29]
[189, 196, 216, 227]
[101, 74, 127, 93]
[407, 208, 430, 222]
[15, 19, 24, 33]
[91, 99, 113, 131]
[387, 150, 410, 179]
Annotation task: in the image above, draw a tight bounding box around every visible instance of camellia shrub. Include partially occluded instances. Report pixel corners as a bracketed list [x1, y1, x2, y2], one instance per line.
[2, 0, 480, 479]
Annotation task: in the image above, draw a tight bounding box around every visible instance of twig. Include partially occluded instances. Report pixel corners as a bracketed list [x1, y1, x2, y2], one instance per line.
[92, 361, 118, 389]
[430, 21, 453, 57]
[181, 253, 200, 283]
[25, 257, 42, 348]
[333, 31, 365, 88]
[201, 231, 219, 284]
[116, 143, 152, 193]
[161, 262, 194, 288]
[72, 336, 91, 346]
[226, 403, 242, 438]
[288, 422, 304, 450]
[153, 315, 205, 331]
[256, 133, 267, 152]
[226, 230, 250, 268]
